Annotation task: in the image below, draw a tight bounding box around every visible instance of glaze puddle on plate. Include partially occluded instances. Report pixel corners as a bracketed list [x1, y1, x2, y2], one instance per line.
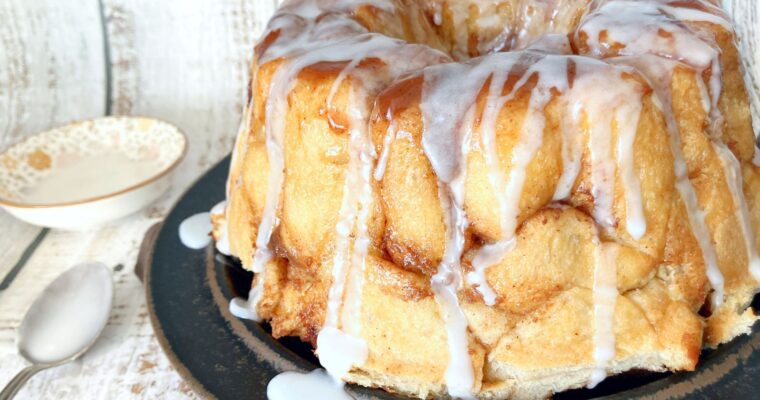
[179, 212, 213, 250]
[267, 369, 352, 400]
[22, 153, 163, 204]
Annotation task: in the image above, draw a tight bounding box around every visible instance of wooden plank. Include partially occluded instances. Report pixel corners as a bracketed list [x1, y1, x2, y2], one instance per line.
[723, 0, 760, 137]
[0, 213, 43, 287]
[103, 0, 280, 195]
[0, 0, 106, 149]
[0, 219, 196, 399]
[0, 0, 106, 297]
[0, 2, 280, 398]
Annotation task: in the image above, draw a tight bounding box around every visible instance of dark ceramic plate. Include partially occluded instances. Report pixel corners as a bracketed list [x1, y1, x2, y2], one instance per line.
[147, 155, 760, 400]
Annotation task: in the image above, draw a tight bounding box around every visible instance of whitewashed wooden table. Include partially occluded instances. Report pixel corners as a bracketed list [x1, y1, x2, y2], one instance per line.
[0, 0, 280, 398]
[0, 0, 757, 399]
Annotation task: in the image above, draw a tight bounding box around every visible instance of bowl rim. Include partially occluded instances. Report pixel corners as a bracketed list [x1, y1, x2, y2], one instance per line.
[0, 115, 189, 209]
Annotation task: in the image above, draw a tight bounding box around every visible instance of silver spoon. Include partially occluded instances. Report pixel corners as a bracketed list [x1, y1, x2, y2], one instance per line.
[0, 262, 113, 400]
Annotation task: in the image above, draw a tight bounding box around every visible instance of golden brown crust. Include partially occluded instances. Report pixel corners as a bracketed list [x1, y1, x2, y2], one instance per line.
[214, 0, 760, 398]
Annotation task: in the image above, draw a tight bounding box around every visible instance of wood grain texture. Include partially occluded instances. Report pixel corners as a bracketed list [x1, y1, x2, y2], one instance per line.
[0, 214, 42, 283]
[0, 0, 106, 150]
[103, 0, 279, 192]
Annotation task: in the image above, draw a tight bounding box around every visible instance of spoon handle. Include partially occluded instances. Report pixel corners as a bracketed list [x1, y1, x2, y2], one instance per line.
[0, 364, 48, 400]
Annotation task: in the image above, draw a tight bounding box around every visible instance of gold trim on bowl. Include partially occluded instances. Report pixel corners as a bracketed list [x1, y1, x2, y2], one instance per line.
[0, 116, 188, 209]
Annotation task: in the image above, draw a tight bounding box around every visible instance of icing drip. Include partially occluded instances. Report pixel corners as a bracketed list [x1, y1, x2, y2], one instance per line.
[588, 239, 618, 388]
[417, 51, 646, 390]
[417, 51, 647, 310]
[229, 296, 257, 320]
[421, 60, 484, 398]
[432, 0, 443, 26]
[373, 121, 396, 181]
[239, 0, 448, 330]
[431, 182, 475, 399]
[714, 144, 760, 282]
[222, 0, 759, 395]
[418, 49, 646, 394]
[210, 201, 231, 255]
[578, 0, 746, 306]
[318, 15, 448, 383]
[468, 61, 514, 305]
[420, 55, 520, 307]
[615, 101, 647, 240]
[470, 54, 572, 304]
[579, 0, 727, 133]
[178, 202, 226, 253]
[317, 326, 369, 380]
[319, 56, 383, 378]
[613, 55, 726, 308]
[586, 102, 617, 229]
[580, 68, 646, 236]
[178, 212, 212, 250]
[553, 99, 583, 201]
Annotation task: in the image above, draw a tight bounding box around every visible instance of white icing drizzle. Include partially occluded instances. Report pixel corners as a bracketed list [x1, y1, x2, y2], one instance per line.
[470, 53, 570, 304]
[588, 238, 618, 389]
[421, 60, 482, 398]
[316, 325, 369, 381]
[430, 182, 475, 400]
[420, 54, 518, 307]
[238, 0, 448, 333]
[611, 55, 726, 308]
[418, 49, 646, 395]
[223, 0, 759, 395]
[714, 144, 760, 282]
[210, 200, 226, 219]
[468, 58, 514, 305]
[576, 65, 646, 236]
[178, 212, 212, 250]
[615, 101, 647, 240]
[228, 0, 455, 385]
[586, 99, 617, 229]
[578, 0, 744, 307]
[415, 52, 647, 306]
[432, 0, 443, 26]
[319, 60, 375, 380]
[340, 139, 375, 337]
[553, 98, 584, 201]
[179, 202, 230, 253]
[579, 0, 727, 133]
[229, 296, 257, 320]
[373, 121, 396, 181]
[210, 201, 232, 255]
[267, 369, 353, 400]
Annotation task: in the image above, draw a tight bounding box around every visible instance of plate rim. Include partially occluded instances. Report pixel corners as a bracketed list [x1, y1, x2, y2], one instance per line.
[145, 154, 760, 400]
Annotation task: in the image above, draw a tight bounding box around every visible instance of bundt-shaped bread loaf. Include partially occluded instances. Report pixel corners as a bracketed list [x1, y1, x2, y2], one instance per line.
[215, 0, 760, 398]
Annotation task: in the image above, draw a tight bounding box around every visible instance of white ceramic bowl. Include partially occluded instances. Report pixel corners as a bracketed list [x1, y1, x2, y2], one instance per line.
[0, 116, 187, 230]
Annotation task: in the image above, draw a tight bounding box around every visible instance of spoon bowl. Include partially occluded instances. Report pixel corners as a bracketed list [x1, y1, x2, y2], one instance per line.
[0, 262, 113, 399]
